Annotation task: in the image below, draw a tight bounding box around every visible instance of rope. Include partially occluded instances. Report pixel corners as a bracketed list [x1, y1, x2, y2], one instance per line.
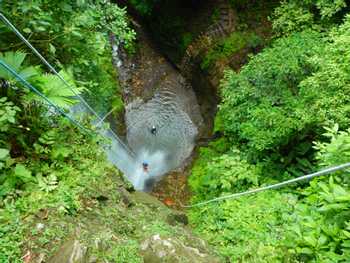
[0, 59, 134, 170]
[0, 60, 90, 133]
[0, 12, 136, 158]
[182, 162, 350, 208]
[0, 13, 99, 117]
[94, 106, 116, 128]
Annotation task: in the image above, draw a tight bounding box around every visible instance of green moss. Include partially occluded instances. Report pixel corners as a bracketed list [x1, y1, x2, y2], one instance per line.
[180, 32, 194, 54]
[210, 8, 221, 24]
[201, 32, 263, 70]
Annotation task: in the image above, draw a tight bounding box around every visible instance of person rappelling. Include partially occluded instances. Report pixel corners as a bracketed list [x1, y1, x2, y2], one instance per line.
[151, 125, 157, 135]
[142, 162, 149, 172]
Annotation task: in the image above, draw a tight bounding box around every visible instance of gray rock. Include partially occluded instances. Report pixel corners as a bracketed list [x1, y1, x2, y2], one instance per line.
[131, 191, 166, 208]
[166, 212, 189, 226]
[140, 234, 220, 263]
[48, 239, 87, 263]
[117, 187, 134, 207]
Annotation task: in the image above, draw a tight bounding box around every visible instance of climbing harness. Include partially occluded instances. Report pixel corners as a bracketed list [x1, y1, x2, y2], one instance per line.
[142, 162, 149, 172]
[182, 162, 350, 208]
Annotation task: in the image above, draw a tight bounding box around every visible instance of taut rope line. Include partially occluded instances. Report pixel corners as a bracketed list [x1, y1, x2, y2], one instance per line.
[183, 162, 350, 208]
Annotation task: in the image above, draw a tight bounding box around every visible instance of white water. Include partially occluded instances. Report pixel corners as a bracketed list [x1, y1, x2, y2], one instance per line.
[69, 76, 201, 192]
[67, 36, 203, 191]
[125, 84, 199, 190]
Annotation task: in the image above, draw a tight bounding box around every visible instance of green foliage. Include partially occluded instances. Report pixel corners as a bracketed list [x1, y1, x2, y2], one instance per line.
[189, 125, 350, 262]
[129, 0, 160, 16]
[189, 192, 297, 262]
[283, 126, 350, 262]
[298, 15, 350, 129]
[314, 124, 350, 168]
[102, 240, 142, 263]
[219, 31, 324, 158]
[190, 147, 259, 200]
[0, 51, 87, 199]
[272, 0, 348, 35]
[190, 6, 350, 262]
[0, 91, 119, 260]
[214, 16, 350, 175]
[180, 32, 194, 54]
[201, 32, 264, 70]
[1, 0, 135, 114]
[32, 69, 85, 109]
[0, 51, 83, 109]
[0, 51, 38, 83]
[0, 97, 20, 133]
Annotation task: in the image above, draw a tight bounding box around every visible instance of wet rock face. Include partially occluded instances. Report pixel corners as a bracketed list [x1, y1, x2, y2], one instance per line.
[140, 234, 220, 263]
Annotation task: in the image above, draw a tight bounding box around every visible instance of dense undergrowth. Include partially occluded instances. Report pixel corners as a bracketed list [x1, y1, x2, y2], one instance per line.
[189, 1, 350, 262]
[0, 47, 138, 261]
[2, 0, 350, 262]
[0, 0, 135, 114]
[0, 1, 136, 261]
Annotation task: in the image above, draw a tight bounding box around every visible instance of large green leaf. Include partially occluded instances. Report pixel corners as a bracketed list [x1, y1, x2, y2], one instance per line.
[14, 164, 32, 182]
[33, 70, 86, 109]
[0, 148, 9, 160]
[0, 51, 39, 82]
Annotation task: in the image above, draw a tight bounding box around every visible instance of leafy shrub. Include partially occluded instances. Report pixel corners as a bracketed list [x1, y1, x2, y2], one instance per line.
[0, 51, 83, 108]
[189, 3, 350, 263]
[129, 0, 160, 16]
[201, 32, 263, 70]
[298, 15, 350, 129]
[272, 0, 347, 35]
[201, 32, 246, 70]
[0, 51, 85, 197]
[190, 147, 259, 200]
[314, 125, 350, 169]
[189, 191, 297, 262]
[189, 125, 350, 262]
[0, 0, 135, 114]
[284, 126, 350, 262]
[0, 90, 119, 260]
[219, 31, 324, 158]
[218, 16, 350, 176]
[0, 97, 20, 133]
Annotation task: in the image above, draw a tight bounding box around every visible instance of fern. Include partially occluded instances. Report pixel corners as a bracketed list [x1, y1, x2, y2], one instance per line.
[33, 70, 86, 109]
[0, 51, 39, 82]
[0, 51, 85, 109]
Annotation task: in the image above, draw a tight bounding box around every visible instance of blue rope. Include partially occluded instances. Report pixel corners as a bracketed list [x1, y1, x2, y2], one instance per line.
[0, 12, 136, 158]
[182, 162, 350, 208]
[0, 59, 91, 133]
[0, 59, 138, 178]
[0, 12, 99, 117]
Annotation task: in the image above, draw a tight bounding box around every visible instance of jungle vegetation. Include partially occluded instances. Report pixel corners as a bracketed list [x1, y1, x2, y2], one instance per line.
[0, 1, 136, 261]
[1, 0, 350, 262]
[189, 0, 350, 262]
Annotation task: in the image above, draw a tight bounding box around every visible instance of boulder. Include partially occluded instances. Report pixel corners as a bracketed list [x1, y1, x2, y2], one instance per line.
[140, 234, 220, 263]
[166, 212, 189, 226]
[48, 239, 87, 263]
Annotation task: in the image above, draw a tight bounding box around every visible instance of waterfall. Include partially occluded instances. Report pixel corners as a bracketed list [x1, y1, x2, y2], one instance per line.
[125, 85, 199, 190]
[109, 31, 203, 191]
